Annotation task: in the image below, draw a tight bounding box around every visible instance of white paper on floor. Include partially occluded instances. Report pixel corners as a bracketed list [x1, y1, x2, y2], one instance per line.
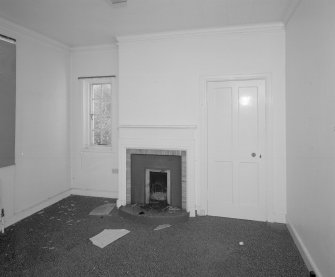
[90, 229, 130, 248]
[154, 224, 171, 231]
[89, 203, 115, 216]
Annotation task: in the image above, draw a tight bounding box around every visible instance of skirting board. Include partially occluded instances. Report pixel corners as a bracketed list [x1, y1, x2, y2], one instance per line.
[270, 212, 286, 224]
[4, 189, 71, 229]
[286, 218, 323, 277]
[70, 188, 118, 199]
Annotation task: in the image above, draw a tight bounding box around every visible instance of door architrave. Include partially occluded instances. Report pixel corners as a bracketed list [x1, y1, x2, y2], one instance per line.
[199, 73, 274, 222]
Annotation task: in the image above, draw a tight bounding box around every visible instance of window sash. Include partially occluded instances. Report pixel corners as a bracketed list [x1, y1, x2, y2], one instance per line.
[81, 77, 114, 150]
[89, 83, 112, 146]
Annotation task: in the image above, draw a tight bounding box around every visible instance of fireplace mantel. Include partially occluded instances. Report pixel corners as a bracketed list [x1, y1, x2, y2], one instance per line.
[118, 124, 197, 129]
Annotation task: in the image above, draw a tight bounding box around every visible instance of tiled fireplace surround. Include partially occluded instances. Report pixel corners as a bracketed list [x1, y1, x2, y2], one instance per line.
[126, 148, 187, 209]
[117, 125, 197, 216]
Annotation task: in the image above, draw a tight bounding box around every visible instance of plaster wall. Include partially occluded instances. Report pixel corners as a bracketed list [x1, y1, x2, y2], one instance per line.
[70, 45, 119, 198]
[286, 1, 335, 276]
[118, 25, 286, 221]
[0, 17, 70, 226]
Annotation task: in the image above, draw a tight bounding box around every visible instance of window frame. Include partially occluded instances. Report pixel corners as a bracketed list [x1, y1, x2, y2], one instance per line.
[81, 77, 116, 152]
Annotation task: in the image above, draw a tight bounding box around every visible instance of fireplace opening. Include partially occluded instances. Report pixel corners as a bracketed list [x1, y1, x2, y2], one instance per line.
[145, 170, 170, 206]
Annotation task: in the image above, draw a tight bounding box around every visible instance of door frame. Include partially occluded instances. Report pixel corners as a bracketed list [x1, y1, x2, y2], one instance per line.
[199, 73, 275, 222]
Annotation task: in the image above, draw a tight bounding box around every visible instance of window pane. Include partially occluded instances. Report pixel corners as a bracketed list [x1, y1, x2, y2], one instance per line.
[101, 129, 112, 145]
[102, 84, 112, 98]
[92, 129, 111, 145]
[92, 84, 102, 99]
[93, 115, 111, 129]
[92, 100, 101, 114]
[102, 102, 112, 114]
[104, 116, 112, 130]
[92, 115, 101, 129]
[93, 130, 101, 145]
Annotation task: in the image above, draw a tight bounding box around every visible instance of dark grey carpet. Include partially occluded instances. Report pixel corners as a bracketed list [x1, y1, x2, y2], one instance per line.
[0, 195, 309, 277]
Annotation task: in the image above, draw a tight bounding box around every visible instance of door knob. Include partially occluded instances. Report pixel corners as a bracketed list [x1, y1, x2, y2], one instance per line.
[251, 153, 256, 157]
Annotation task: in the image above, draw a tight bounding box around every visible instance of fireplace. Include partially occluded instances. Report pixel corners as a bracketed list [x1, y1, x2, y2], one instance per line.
[126, 149, 187, 210]
[118, 125, 197, 217]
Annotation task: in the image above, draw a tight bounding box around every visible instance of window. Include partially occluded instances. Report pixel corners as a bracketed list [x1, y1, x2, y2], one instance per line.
[82, 77, 115, 150]
[90, 83, 112, 145]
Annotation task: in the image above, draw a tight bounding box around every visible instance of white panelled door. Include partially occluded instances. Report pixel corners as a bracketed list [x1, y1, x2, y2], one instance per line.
[207, 79, 266, 221]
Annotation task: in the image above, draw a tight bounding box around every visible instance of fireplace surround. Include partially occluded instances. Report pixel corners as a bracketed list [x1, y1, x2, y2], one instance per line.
[118, 125, 197, 217]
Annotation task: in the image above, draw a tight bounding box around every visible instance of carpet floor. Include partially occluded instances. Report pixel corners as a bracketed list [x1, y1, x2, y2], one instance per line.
[0, 195, 309, 277]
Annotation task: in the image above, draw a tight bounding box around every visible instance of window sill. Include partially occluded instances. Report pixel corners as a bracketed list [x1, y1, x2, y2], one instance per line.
[81, 146, 113, 154]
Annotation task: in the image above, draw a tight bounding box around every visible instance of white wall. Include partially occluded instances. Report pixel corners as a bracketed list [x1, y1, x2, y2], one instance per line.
[118, 24, 286, 221]
[286, 1, 335, 276]
[70, 45, 119, 198]
[0, 17, 71, 226]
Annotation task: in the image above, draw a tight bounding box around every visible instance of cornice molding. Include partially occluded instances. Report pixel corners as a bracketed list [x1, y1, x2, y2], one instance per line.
[0, 16, 69, 52]
[117, 23, 285, 44]
[283, 0, 302, 25]
[71, 43, 118, 53]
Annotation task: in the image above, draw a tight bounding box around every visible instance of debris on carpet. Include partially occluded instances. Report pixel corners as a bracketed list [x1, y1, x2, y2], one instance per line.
[89, 203, 115, 216]
[154, 224, 171, 231]
[164, 206, 181, 213]
[90, 229, 130, 248]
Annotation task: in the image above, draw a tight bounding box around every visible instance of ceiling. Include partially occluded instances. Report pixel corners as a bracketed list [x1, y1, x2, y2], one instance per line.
[0, 0, 300, 47]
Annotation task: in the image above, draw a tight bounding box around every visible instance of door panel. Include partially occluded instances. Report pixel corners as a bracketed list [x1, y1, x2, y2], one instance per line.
[238, 162, 259, 206]
[210, 87, 233, 159]
[238, 87, 259, 159]
[207, 79, 266, 221]
[209, 161, 234, 204]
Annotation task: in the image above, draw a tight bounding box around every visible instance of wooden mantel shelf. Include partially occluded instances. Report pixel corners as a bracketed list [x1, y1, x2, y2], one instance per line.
[118, 125, 197, 129]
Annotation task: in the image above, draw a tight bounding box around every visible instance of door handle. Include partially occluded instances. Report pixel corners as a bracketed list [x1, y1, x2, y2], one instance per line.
[251, 153, 256, 157]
